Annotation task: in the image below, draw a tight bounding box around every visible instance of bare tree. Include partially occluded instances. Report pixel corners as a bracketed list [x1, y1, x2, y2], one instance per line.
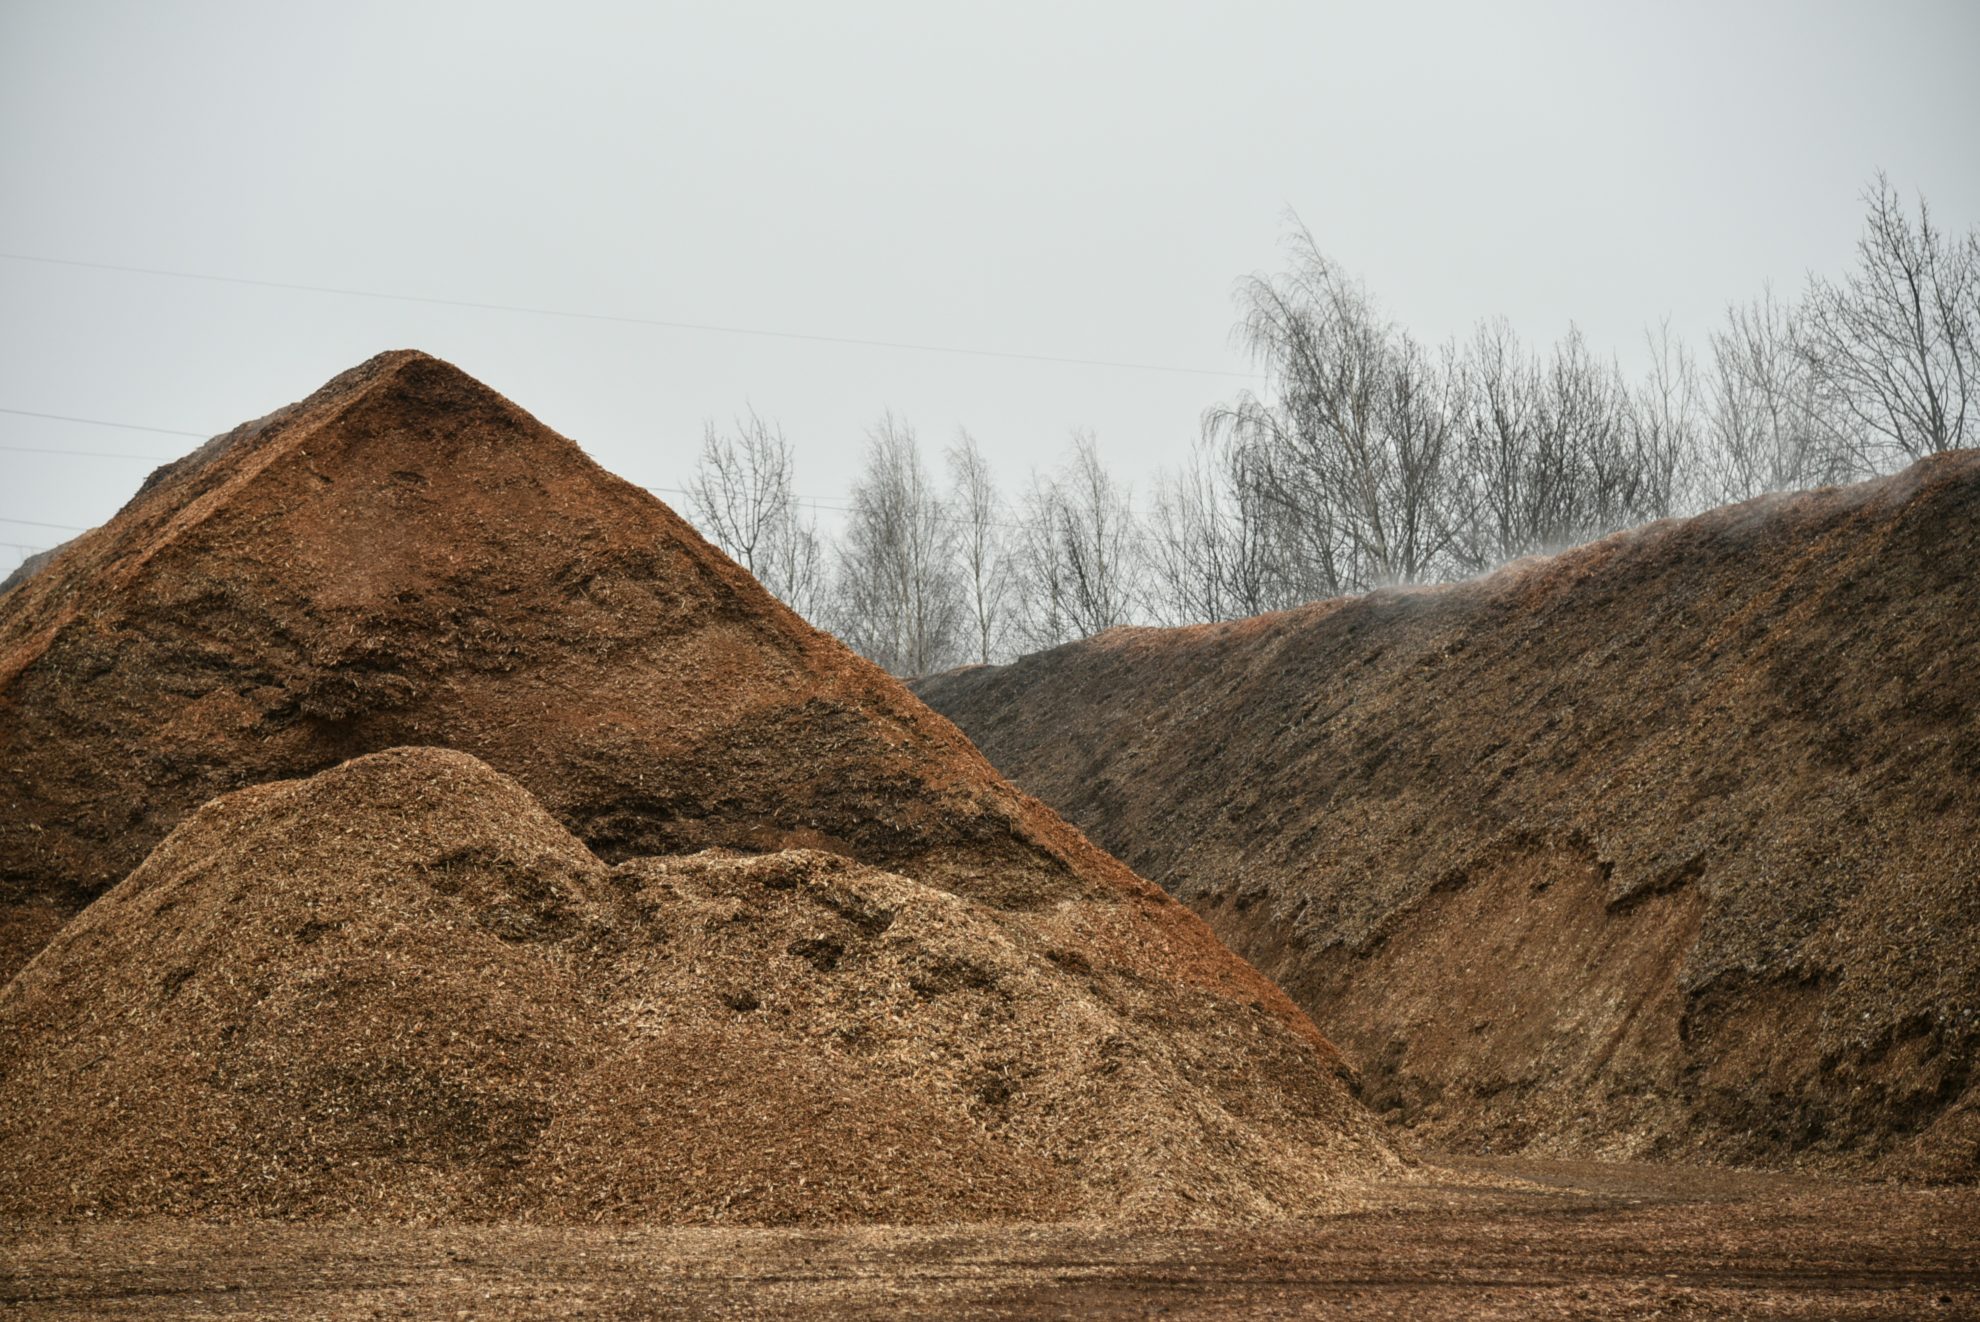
[1703, 286, 1842, 501]
[1010, 470, 1079, 651]
[1450, 318, 1678, 567]
[1540, 327, 1638, 546]
[1011, 432, 1143, 647]
[1208, 223, 1460, 594]
[757, 500, 825, 623]
[1370, 333, 1462, 581]
[1058, 431, 1142, 634]
[1222, 435, 1321, 614]
[947, 429, 1012, 664]
[686, 410, 823, 618]
[830, 413, 963, 677]
[1148, 441, 1230, 626]
[1148, 430, 1325, 625]
[1451, 318, 1544, 570]
[1631, 320, 1703, 521]
[1802, 173, 1978, 467]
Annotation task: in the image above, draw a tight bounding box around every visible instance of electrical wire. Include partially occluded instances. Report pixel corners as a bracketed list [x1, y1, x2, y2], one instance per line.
[0, 443, 178, 462]
[0, 515, 90, 532]
[1, 411, 1175, 545]
[0, 407, 205, 438]
[0, 409, 1091, 529]
[1, 251, 1262, 381]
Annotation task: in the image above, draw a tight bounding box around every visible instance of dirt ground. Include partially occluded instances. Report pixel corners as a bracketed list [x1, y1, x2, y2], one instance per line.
[5, 1157, 1974, 1320]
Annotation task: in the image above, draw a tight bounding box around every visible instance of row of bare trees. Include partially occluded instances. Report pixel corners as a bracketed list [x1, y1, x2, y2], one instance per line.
[685, 411, 1140, 670]
[687, 176, 1975, 675]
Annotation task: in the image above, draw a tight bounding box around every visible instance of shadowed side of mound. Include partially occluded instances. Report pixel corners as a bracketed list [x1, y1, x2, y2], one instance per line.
[0, 747, 1398, 1224]
[918, 454, 1980, 1181]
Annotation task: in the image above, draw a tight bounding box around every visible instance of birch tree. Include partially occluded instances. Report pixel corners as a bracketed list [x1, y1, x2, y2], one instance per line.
[1802, 174, 1977, 467]
[947, 429, 1012, 665]
[686, 410, 823, 618]
[830, 414, 963, 676]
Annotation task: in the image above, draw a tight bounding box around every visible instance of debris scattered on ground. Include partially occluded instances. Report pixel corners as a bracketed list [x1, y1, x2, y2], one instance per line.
[8, 1156, 1976, 1319]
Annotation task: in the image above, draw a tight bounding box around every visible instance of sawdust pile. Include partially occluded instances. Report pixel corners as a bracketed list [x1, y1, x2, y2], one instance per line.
[0, 351, 1396, 1221]
[0, 747, 1392, 1222]
[919, 454, 1980, 1181]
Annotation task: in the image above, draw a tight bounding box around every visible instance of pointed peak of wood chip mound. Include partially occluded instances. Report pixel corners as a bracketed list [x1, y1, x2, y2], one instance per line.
[1, 350, 1217, 990]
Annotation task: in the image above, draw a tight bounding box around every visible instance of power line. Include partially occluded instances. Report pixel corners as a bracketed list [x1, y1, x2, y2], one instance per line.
[0, 443, 174, 462]
[0, 412, 1168, 544]
[0, 407, 206, 439]
[0, 412, 860, 515]
[2, 251, 1262, 382]
[0, 515, 90, 532]
[0, 407, 1042, 520]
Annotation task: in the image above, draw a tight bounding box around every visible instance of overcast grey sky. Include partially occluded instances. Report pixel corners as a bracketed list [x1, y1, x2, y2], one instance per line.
[3, 0, 1976, 572]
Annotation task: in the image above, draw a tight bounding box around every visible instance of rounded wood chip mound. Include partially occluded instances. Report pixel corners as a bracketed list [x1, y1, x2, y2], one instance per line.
[0, 747, 1398, 1224]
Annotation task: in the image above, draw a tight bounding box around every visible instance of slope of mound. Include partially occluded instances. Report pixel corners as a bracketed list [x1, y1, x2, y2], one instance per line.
[3, 351, 1183, 986]
[0, 747, 1394, 1222]
[918, 454, 1980, 1180]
